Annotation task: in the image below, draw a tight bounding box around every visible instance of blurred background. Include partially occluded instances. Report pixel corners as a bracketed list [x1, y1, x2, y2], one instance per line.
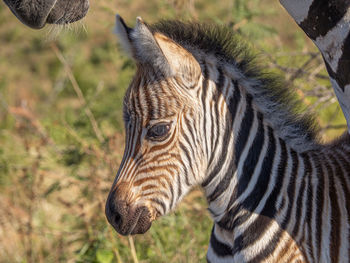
[0, 0, 347, 262]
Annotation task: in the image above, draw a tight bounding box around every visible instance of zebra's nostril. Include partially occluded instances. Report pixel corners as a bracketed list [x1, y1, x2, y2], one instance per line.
[114, 211, 122, 226]
[106, 199, 128, 231]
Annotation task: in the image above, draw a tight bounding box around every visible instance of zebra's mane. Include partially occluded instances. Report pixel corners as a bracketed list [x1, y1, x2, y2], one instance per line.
[149, 20, 320, 151]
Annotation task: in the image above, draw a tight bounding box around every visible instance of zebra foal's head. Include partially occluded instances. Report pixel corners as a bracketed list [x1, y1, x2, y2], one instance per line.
[105, 16, 205, 235]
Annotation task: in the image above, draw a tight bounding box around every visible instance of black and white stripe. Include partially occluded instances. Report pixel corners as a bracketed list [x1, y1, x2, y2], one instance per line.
[109, 13, 350, 262]
[199, 64, 350, 262]
[280, 0, 350, 133]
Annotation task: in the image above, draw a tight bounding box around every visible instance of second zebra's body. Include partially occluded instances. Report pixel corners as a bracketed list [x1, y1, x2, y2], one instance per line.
[105, 16, 350, 262]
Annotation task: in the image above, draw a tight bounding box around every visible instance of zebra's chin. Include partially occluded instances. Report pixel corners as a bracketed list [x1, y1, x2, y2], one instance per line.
[115, 216, 152, 236]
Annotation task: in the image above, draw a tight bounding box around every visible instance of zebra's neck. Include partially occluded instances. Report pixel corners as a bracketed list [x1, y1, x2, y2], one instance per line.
[199, 59, 314, 246]
[198, 59, 350, 261]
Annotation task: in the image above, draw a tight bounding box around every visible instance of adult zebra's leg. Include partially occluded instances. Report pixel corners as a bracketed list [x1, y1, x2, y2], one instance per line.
[280, 0, 350, 134]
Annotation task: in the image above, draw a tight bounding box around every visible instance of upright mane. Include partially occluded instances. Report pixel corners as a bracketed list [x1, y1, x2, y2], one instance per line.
[149, 20, 320, 151]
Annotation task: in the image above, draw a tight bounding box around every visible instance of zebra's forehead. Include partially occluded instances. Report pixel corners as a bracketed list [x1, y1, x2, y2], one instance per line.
[123, 68, 184, 122]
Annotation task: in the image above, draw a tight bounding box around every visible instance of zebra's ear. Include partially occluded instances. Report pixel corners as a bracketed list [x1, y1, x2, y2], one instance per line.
[152, 31, 201, 85]
[115, 15, 134, 57]
[115, 15, 201, 84]
[115, 15, 171, 75]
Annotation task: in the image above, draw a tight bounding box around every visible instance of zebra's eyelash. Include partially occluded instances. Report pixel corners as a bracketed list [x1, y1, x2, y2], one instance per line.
[146, 122, 172, 141]
[123, 110, 131, 123]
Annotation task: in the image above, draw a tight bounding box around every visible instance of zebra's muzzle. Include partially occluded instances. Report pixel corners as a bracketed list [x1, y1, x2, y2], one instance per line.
[105, 199, 152, 235]
[3, 0, 89, 29]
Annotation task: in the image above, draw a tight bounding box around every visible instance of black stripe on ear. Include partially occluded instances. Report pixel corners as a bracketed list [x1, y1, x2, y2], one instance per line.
[117, 14, 133, 40]
[119, 16, 132, 34]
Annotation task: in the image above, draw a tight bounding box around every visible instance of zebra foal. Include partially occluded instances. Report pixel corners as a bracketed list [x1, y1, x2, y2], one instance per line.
[105, 15, 350, 262]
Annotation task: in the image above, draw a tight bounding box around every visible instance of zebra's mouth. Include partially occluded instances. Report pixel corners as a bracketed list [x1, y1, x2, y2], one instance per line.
[105, 199, 153, 235]
[3, 0, 89, 29]
[121, 206, 152, 235]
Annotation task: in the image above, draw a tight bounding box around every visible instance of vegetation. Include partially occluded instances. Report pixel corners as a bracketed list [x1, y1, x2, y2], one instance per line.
[0, 0, 346, 262]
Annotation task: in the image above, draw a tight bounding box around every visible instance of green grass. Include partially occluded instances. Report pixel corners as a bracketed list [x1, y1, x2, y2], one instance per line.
[0, 0, 347, 262]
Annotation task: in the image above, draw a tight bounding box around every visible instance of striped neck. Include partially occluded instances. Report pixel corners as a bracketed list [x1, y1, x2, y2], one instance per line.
[196, 59, 350, 261]
[199, 59, 308, 233]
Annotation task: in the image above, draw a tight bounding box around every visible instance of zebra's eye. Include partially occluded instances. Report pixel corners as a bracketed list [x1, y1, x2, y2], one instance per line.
[146, 123, 171, 140]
